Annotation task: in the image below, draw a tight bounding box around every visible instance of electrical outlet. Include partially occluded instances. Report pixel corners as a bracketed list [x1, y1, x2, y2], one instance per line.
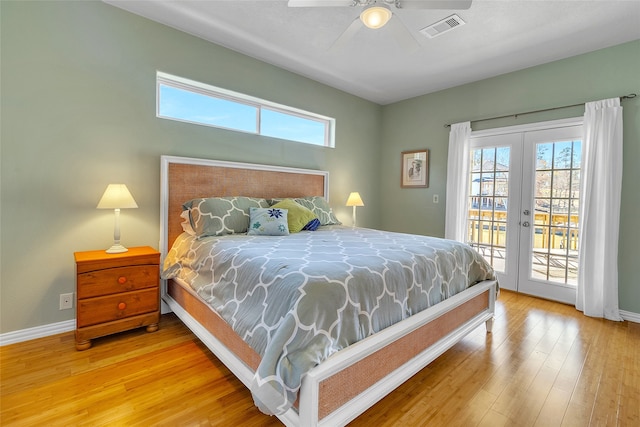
[433, 194, 439, 204]
[59, 293, 73, 310]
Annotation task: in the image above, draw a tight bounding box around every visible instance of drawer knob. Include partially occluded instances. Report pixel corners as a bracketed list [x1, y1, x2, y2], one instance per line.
[118, 302, 127, 310]
[118, 276, 127, 284]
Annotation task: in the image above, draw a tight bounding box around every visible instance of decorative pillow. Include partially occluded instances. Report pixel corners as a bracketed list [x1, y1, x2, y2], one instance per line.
[302, 218, 321, 231]
[182, 196, 270, 237]
[276, 196, 341, 226]
[247, 208, 289, 236]
[271, 199, 318, 233]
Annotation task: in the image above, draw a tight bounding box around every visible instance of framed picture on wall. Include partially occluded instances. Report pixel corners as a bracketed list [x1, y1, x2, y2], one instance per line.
[401, 149, 429, 188]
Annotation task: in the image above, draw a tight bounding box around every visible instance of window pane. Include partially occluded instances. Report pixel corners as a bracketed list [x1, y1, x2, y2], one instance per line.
[496, 171, 509, 197]
[478, 221, 491, 244]
[482, 173, 495, 197]
[553, 141, 573, 169]
[496, 147, 510, 170]
[572, 141, 582, 168]
[470, 173, 482, 196]
[471, 149, 482, 172]
[534, 199, 550, 224]
[552, 170, 571, 198]
[535, 171, 552, 197]
[536, 143, 554, 170]
[261, 108, 326, 146]
[158, 84, 257, 133]
[157, 72, 335, 147]
[481, 148, 495, 171]
[569, 198, 580, 220]
[571, 170, 581, 195]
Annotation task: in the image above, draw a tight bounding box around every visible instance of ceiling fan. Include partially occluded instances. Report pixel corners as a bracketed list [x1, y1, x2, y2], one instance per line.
[287, 0, 472, 49]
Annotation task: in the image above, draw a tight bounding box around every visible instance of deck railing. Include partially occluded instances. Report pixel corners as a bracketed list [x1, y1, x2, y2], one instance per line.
[467, 209, 579, 251]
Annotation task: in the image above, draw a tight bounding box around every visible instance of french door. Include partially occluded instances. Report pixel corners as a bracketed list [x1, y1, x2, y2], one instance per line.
[466, 120, 582, 304]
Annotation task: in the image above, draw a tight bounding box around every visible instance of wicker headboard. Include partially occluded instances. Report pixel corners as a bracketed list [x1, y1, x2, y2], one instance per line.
[160, 156, 329, 256]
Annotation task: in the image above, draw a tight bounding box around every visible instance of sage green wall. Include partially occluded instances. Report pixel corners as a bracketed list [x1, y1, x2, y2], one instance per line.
[0, 1, 382, 334]
[1, 2, 638, 336]
[380, 40, 640, 314]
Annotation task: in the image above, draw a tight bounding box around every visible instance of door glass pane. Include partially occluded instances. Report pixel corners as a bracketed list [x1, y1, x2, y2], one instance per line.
[483, 173, 495, 196]
[529, 140, 581, 285]
[467, 146, 510, 273]
[571, 170, 581, 194]
[481, 148, 495, 171]
[552, 170, 571, 198]
[471, 150, 482, 172]
[534, 199, 550, 225]
[553, 141, 574, 169]
[535, 171, 552, 197]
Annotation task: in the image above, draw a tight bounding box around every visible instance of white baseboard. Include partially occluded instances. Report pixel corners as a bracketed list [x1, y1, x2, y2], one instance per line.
[0, 319, 76, 346]
[0, 304, 171, 347]
[620, 310, 640, 324]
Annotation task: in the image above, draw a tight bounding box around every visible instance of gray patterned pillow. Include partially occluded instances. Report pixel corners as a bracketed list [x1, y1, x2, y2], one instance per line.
[270, 196, 341, 225]
[183, 196, 270, 237]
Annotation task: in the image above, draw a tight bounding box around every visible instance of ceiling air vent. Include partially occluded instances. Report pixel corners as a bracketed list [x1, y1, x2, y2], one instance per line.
[419, 14, 465, 38]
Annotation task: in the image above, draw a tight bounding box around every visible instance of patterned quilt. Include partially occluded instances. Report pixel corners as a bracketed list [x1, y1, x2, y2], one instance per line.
[162, 226, 495, 415]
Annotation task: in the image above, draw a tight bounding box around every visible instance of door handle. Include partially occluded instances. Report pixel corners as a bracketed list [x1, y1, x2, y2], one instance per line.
[523, 210, 530, 215]
[522, 221, 530, 227]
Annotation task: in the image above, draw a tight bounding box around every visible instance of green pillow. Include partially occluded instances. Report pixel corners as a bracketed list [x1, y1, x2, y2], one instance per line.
[271, 199, 318, 233]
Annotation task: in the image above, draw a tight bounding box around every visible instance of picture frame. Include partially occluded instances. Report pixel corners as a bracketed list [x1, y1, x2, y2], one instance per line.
[401, 149, 429, 188]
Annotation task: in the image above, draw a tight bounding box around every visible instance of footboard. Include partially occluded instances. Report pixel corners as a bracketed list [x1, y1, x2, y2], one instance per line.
[292, 279, 496, 427]
[163, 278, 497, 427]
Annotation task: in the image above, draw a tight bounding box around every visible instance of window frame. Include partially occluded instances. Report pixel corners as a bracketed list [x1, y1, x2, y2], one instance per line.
[156, 71, 335, 148]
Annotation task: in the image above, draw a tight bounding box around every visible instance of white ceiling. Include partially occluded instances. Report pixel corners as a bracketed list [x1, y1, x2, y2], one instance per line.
[104, 0, 640, 105]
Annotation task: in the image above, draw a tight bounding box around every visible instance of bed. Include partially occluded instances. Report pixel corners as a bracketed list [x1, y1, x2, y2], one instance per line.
[159, 155, 498, 427]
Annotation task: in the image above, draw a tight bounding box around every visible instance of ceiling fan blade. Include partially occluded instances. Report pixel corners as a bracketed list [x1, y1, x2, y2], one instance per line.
[387, 16, 420, 51]
[397, 0, 472, 10]
[288, 0, 355, 7]
[329, 17, 363, 50]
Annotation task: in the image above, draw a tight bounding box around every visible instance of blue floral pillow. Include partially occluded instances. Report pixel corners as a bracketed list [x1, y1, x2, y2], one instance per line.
[247, 208, 289, 236]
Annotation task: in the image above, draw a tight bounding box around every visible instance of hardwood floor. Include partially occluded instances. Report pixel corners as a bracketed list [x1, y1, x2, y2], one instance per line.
[1, 290, 638, 426]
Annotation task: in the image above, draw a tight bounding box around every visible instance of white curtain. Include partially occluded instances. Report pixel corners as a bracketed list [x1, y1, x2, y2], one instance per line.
[576, 98, 623, 321]
[445, 121, 472, 241]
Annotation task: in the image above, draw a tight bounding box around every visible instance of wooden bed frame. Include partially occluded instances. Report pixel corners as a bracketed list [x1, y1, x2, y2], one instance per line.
[159, 155, 497, 427]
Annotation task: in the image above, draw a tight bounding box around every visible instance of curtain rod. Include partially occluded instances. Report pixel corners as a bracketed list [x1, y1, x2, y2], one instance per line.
[444, 93, 637, 128]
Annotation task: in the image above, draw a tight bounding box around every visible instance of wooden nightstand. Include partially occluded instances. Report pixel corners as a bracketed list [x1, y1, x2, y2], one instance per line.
[74, 246, 160, 351]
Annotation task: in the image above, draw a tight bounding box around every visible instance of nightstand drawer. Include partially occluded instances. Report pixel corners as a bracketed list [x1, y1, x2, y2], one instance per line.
[77, 265, 159, 299]
[77, 288, 159, 328]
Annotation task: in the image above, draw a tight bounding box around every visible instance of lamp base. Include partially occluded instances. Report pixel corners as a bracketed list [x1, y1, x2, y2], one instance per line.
[352, 205, 357, 228]
[105, 244, 129, 254]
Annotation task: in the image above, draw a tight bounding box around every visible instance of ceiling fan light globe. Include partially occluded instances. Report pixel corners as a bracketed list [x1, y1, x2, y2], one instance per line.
[360, 6, 392, 29]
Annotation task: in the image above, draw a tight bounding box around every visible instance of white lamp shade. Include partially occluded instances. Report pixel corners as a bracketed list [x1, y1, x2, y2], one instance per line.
[360, 6, 392, 29]
[97, 184, 138, 209]
[346, 192, 364, 207]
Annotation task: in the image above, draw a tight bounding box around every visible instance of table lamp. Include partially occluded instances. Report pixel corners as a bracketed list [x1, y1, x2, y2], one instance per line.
[346, 192, 364, 227]
[97, 184, 138, 253]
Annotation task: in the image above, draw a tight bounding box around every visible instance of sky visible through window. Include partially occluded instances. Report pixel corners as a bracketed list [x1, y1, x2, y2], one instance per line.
[158, 84, 328, 146]
[159, 85, 257, 132]
[261, 108, 326, 145]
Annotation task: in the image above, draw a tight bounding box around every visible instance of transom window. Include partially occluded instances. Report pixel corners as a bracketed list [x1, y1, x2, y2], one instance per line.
[156, 72, 335, 147]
